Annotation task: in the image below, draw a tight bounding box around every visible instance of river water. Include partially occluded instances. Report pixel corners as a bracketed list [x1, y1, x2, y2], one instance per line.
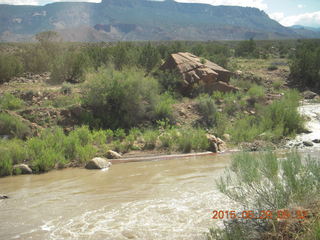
[0, 154, 234, 240]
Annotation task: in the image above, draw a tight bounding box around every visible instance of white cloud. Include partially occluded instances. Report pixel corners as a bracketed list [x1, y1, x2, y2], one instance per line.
[0, 0, 41, 5]
[269, 11, 320, 27]
[297, 4, 304, 9]
[175, 0, 268, 10]
[0, 0, 100, 5]
[269, 12, 284, 22]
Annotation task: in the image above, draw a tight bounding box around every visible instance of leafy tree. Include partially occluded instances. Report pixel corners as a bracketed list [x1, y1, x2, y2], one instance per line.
[290, 39, 320, 91]
[139, 42, 161, 73]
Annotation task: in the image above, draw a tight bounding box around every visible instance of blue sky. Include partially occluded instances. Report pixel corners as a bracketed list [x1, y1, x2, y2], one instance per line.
[0, 0, 319, 27]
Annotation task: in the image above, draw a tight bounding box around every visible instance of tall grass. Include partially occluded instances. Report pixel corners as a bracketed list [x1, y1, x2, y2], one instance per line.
[208, 151, 320, 240]
[0, 93, 25, 110]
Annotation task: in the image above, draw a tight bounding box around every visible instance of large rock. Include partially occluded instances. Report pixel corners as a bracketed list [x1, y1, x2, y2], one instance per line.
[0, 195, 8, 199]
[210, 81, 239, 93]
[206, 134, 225, 153]
[105, 150, 122, 159]
[13, 164, 32, 174]
[312, 139, 320, 143]
[85, 157, 112, 170]
[303, 141, 314, 147]
[302, 90, 318, 99]
[160, 52, 236, 95]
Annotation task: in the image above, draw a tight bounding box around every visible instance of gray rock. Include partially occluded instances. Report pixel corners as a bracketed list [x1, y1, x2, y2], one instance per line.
[0, 195, 8, 199]
[303, 141, 314, 147]
[312, 139, 320, 143]
[85, 157, 111, 170]
[13, 164, 32, 174]
[303, 90, 318, 99]
[105, 150, 122, 159]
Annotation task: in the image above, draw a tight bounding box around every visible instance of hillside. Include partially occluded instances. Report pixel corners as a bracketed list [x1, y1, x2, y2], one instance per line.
[0, 0, 320, 42]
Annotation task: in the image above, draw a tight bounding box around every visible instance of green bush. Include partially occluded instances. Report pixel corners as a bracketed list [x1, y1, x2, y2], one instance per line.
[0, 54, 24, 83]
[21, 45, 52, 73]
[259, 90, 304, 138]
[82, 67, 159, 129]
[0, 113, 31, 139]
[0, 93, 24, 110]
[235, 39, 258, 58]
[154, 69, 182, 93]
[290, 39, 320, 91]
[209, 151, 320, 239]
[0, 148, 13, 176]
[139, 42, 161, 73]
[154, 93, 175, 122]
[50, 50, 92, 84]
[177, 128, 209, 153]
[142, 129, 159, 150]
[196, 94, 217, 127]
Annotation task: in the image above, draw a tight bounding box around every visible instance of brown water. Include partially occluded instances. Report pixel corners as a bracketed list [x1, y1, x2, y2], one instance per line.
[0, 154, 234, 240]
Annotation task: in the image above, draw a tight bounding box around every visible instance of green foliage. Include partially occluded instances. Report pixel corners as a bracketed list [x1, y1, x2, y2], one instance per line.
[229, 90, 304, 143]
[82, 67, 159, 129]
[0, 113, 31, 139]
[142, 129, 159, 150]
[21, 45, 52, 73]
[235, 39, 258, 58]
[177, 128, 209, 153]
[196, 94, 217, 127]
[0, 54, 24, 83]
[154, 93, 175, 122]
[155, 69, 182, 93]
[208, 151, 320, 240]
[259, 90, 303, 138]
[50, 50, 92, 84]
[0, 149, 13, 177]
[0, 93, 24, 110]
[139, 42, 161, 73]
[290, 39, 320, 91]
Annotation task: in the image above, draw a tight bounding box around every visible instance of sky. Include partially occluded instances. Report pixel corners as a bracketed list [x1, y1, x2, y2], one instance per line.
[0, 0, 319, 28]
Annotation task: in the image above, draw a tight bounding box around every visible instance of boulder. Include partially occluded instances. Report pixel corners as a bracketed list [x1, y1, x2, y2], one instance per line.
[210, 81, 239, 93]
[106, 150, 122, 159]
[312, 139, 320, 144]
[302, 90, 318, 99]
[206, 134, 225, 152]
[0, 195, 8, 199]
[303, 141, 314, 147]
[85, 157, 112, 170]
[13, 164, 32, 174]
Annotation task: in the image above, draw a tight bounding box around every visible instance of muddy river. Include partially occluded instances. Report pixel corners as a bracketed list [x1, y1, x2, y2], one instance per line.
[0, 154, 234, 240]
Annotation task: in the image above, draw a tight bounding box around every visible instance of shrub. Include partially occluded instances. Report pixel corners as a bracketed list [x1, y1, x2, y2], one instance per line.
[0, 54, 24, 83]
[259, 90, 304, 138]
[235, 39, 258, 58]
[290, 39, 320, 91]
[154, 69, 182, 93]
[210, 151, 320, 240]
[50, 50, 92, 84]
[0, 113, 31, 139]
[21, 45, 51, 73]
[154, 93, 175, 122]
[0, 93, 24, 110]
[139, 42, 161, 73]
[82, 67, 159, 129]
[0, 148, 13, 176]
[142, 129, 159, 150]
[196, 94, 217, 127]
[267, 64, 278, 71]
[177, 128, 209, 153]
[247, 85, 265, 99]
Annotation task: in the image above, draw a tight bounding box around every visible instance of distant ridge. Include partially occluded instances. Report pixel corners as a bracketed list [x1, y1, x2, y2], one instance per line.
[0, 0, 319, 42]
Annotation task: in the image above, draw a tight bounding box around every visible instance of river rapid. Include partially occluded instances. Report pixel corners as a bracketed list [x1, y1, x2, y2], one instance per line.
[0, 154, 235, 240]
